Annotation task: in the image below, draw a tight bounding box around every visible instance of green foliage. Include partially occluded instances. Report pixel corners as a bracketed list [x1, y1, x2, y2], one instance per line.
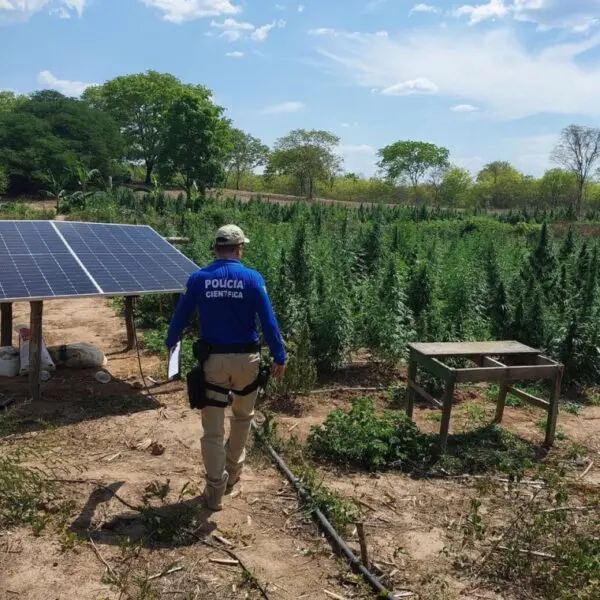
[0, 454, 58, 532]
[267, 129, 341, 198]
[307, 397, 433, 470]
[377, 140, 450, 199]
[225, 128, 269, 190]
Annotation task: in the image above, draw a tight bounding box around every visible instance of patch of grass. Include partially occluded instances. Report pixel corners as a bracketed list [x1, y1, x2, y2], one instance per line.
[561, 402, 582, 416]
[0, 454, 61, 533]
[471, 477, 600, 600]
[537, 416, 566, 441]
[424, 411, 442, 422]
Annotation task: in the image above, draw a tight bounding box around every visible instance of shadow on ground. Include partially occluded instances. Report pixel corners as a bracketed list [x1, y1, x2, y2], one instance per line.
[68, 482, 217, 549]
[0, 368, 162, 438]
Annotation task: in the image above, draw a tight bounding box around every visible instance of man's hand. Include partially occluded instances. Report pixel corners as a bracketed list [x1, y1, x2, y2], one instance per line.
[272, 363, 286, 379]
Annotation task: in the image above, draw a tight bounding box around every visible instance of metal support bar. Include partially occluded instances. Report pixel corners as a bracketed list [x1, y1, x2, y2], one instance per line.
[1, 303, 12, 347]
[29, 301, 43, 402]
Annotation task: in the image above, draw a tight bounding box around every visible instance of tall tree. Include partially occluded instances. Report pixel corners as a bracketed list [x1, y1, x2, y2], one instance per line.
[475, 161, 523, 209]
[551, 125, 600, 214]
[539, 168, 578, 209]
[440, 166, 472, 207]
[267, 129, 341, 199]
[0, 91, 122, 195]
[158, 92, 230, 199]
[225, 129, 269, 190]
[377, 140, 449, 201]
[83, 71, 213, 185]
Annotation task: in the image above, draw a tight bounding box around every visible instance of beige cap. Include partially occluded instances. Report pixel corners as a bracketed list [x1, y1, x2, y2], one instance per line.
[215, 224, 250, 246]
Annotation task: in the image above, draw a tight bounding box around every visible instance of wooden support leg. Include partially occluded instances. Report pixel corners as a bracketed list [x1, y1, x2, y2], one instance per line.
[1, 303, 13, 347]
[406, 354, 418, 419]
[544, 366, 563, 448]
[29, 301, 43, 402]
[494, 380, 509, 424]
[438, 372, 456, 453]
[124, 296, 135, 350]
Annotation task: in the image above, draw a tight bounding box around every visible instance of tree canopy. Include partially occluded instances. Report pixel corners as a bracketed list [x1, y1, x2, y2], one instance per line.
[267, 129, 341, 198]
[226, 129, 270, 190]
[83, 70, 214, 185]
[377, 140, 450, 200]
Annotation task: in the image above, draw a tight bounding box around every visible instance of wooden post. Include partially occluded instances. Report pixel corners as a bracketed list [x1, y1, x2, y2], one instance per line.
[494, 381, 509, 424]
[124, 296, 135, 350]
[406, 352, 418, 419]
[29, 301, 43, 402]
[438, 371, 457, 453]
[1, 303, 12, 347]
[356, 522, 369, 569]
[544, 365, 564, 448]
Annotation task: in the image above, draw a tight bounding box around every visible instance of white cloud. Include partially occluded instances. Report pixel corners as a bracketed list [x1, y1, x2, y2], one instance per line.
[380, 77, 439, 96]
[451, 103, 479, 112]
[454, 0, 508, 25]
[341, 121, 359, 127]
[142, 0, 241, 24]
[298, 4, 304, 11]
[261, 100, 305, 114]
[0, 0, 85, 22]
[211, 17, 254, 41]
[453, 0, 600, 32]
[226, 50, 245, 57]
[409, 3, 439, 16]
[274, 3, 284, 9]
[251, 19, 285, 41]
[312, 27, 600, 118]
[38, 70, 95, 96]
[309, 27, 338, 36]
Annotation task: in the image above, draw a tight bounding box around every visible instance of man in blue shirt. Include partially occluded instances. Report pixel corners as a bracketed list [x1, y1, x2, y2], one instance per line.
[166, 224, 286, 511]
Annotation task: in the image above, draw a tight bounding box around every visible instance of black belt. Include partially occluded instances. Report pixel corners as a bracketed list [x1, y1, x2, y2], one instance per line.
[205, 342, 260, 354]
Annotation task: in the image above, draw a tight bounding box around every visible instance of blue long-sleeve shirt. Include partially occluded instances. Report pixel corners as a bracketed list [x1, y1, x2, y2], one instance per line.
[165, 259, 286, 365]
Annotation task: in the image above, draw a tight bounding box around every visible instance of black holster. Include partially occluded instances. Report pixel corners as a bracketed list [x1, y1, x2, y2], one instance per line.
[186, 340, 271, 410]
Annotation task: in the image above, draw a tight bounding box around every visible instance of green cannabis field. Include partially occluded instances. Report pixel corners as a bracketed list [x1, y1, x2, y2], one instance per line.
[8, 188, 599, 390]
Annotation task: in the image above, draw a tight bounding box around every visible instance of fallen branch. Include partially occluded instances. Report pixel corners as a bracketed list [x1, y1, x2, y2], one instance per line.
[300, 387, 384, 396]
[88, 537, 118, 580]
[148, 566, 184, 580]
[497, 545, 556, 560]
[580, 460, 594, 479]
[200, 537, 270, 600]
[209, 558, 239, 566]
[323, 591, 349, 600]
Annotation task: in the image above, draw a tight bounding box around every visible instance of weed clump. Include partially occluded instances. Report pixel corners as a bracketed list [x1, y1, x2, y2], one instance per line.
[307, 397, 433, 471]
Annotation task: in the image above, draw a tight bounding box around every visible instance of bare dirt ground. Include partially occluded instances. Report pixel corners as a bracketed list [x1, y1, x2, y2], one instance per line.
[1, 299, 599, 600]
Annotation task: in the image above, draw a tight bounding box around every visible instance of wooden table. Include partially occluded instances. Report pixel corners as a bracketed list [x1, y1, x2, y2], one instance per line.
[405, 341, 564, 451]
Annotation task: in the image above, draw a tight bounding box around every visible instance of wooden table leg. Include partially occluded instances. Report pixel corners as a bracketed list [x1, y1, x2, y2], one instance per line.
[544, 366, 563, 448]
[494, 381, 509, 424]
[438, 372, 456, 453]
[406, 354, 417, 419]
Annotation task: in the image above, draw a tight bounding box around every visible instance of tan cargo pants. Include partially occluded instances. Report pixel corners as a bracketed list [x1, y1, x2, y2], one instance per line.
[201, 352, 260, 501]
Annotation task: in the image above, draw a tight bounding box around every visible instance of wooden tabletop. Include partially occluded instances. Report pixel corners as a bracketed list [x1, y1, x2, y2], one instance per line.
[409, 341, 539, 357]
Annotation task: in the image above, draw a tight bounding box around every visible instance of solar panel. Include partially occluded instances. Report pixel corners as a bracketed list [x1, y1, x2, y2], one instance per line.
[0, 221, 199, 303]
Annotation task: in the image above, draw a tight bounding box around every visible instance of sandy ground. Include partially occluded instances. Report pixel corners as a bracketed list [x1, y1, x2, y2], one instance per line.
[0, 298, 598, 600]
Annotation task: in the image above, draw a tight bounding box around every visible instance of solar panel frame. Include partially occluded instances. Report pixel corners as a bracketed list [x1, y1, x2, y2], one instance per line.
[0, 220, 199, 303]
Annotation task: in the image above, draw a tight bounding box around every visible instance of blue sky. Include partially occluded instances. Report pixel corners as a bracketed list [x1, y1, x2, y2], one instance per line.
[2, 0, 600, 178]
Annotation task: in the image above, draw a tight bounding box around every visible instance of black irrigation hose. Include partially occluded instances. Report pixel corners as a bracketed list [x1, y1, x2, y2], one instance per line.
[251, 420, 400, 600]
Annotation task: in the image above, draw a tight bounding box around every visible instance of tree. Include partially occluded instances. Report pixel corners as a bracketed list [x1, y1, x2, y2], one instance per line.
[0, 91, 24, 113]
[377, 140, 449, 201]
[551, 125, 600, 214]
[83, 71, 213, 185]
[440, 166, 472, 207]
[475, 161, 524, 209]
[0, 91, 122, 195]
[225, 129, 269, 190]
[267, 129, 341, 199]
[158, 92, 230, 199]
[539, 168, 578, 209]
